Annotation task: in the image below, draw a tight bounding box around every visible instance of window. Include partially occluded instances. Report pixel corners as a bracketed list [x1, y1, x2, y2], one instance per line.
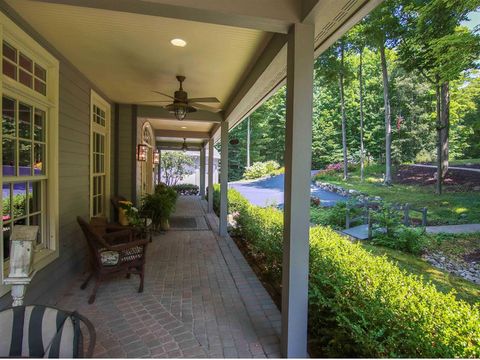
[2, 41, 47, 95]
[0, 12, 59, 296]
[90, 91, 110, 218]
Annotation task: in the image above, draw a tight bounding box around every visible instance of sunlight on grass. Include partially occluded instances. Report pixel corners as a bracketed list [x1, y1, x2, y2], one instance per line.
[455, 207, 468, 214]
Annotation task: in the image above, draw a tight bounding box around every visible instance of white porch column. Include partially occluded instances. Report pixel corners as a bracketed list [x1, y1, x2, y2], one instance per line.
[282, 22, 314, 358]
[219, 121, 229, 236]
[199, 145, 206, 197]
[207, 139, 214, 213]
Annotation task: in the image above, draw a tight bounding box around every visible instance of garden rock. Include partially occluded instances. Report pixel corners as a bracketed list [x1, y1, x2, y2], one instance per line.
[422, 252, 480, 285]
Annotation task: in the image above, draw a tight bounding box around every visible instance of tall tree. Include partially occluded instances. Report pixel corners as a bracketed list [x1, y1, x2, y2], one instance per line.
[315, 40, 353, 179]
[398, 0, 480, 193]
[350, 24, 368, 181]
[363, 0, 403, 185]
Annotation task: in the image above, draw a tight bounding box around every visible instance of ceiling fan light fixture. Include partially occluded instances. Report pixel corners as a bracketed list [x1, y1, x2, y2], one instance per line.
[174, 105, 187, 121]
[170, 38, 187, 47]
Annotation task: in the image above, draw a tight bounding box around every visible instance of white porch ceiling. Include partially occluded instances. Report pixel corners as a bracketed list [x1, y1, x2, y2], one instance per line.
[7, 0, 271, 109]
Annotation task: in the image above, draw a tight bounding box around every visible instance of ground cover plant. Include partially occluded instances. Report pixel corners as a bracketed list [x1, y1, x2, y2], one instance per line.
[314, 163, 480, 225]
[214, 188, 480, 357]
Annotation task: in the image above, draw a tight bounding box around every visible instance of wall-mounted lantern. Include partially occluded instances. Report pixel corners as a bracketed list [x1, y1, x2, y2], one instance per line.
[137, 144, 148, 162]
[153, 149, 160, 165]
[3, 225, 39, 306]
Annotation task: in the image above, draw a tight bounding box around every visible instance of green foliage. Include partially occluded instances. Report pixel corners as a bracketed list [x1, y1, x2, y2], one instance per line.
[315, 163, 480, 225]
[170, 183, 199, 196]
[243, 160, 281, 180]
[118, 201, 143, 228]
[160, 151, 195, 186]
[225, 190, 480, 357]
[310, 202, 347, 229]
[226, 88, 286, 181]
[211, 184, 250, 217]
[140, 184, 178, 228]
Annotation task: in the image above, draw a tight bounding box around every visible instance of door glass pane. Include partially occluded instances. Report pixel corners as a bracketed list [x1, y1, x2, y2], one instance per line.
[3, 59, 16, 80]
[34, 79, 46, 95]
[3, 183, 11, 222]
[19, 103, 32, 138]
[3, 42, 16, 62]
[19, 53, 33, 72]
[19, 141, 32, 175]
[34, 143, 45, 175]
[29, 181, 41, 213]
[12, 183, 27, 219]
[2, 138, 16, 176]
[34, 64, 46, 81]
[2, 97, 16, 137]
[19, 70, 33, 88]
[34, 109, 45, 141]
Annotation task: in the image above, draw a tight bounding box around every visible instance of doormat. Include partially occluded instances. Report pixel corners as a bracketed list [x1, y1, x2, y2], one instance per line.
[169, 217, 197, 229]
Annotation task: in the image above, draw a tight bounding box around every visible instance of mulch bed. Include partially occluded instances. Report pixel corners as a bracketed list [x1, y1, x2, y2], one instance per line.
[394, 165, 480, 191]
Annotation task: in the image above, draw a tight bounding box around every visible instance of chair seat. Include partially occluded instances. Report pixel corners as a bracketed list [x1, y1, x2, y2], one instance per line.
[0, 305, 84, 358]
[100, 250, 119, 266]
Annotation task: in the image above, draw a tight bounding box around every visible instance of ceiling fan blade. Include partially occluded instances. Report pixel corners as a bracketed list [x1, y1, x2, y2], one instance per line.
[151, 90, 182, 102]
[190, 102, 222, 112]
[188, 97, 220, 103]
[136, 100, 171, 103]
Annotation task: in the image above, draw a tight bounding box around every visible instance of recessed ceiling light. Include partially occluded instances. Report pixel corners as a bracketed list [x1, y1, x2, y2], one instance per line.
[181, 126, 187, 129]
[170, 38, 187, 47]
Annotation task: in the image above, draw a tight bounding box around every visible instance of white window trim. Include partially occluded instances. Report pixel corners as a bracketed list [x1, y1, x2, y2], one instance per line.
[90, 90, 111, 219]
[0, 12, 59, 297]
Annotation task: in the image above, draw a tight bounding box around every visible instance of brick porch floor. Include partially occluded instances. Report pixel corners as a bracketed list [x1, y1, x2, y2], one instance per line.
[56, 196, 282, 358]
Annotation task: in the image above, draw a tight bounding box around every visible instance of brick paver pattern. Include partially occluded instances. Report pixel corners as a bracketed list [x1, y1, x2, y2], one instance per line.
[56, 196, 281, 358]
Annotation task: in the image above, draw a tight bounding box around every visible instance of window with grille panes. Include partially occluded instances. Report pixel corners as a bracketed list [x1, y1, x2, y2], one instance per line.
[0, 11, 59, 292]
[90, 93, 110, 218]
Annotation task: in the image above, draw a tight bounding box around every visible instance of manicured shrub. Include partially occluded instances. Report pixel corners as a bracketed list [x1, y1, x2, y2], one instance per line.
[211, 184, 249, 217]
[223, 190, 480, 358]
[243, 160, 281, 179]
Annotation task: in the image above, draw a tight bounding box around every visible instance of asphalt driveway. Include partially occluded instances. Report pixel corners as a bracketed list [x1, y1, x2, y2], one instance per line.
[229, 173, 347, 208]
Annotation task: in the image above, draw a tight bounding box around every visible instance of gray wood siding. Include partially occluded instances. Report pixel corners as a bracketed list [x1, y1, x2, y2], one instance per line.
[0, 2, 115, 308]
[117, 104, 133, 201]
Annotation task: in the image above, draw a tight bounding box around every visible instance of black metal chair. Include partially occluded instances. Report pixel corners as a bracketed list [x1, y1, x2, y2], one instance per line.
[0, 304, 96, 358]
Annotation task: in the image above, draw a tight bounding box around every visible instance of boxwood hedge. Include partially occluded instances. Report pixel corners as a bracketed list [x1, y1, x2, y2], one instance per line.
[213, 188, 480, 357]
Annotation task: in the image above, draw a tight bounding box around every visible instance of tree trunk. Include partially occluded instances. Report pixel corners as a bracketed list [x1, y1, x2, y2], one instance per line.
[339, 43, 348, 180]
[440, 81, 450, 178]
[359, 49, 365, 182]
[380, 43, 392, 185]
[435, 81, 442, 195]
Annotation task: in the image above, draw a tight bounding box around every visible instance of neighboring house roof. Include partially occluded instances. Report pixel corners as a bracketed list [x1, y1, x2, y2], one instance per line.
[163, 149, 220, 160]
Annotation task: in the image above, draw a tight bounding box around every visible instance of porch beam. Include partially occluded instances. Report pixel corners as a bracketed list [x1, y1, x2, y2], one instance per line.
[199, 145, 206, 198]
[154, 130, 210, 139]
[224, 33, 287, 124]
[207, 139, 214, 213]
[156, 141, 202, 150]
[219, 121, 229, 236]
[137, 105, 223, 123]
[29, 0, 298, 33]
[281, 22, 314, 358]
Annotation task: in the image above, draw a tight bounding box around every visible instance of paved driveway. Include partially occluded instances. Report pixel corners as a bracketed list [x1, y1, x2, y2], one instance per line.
[229, 173, 347, 208]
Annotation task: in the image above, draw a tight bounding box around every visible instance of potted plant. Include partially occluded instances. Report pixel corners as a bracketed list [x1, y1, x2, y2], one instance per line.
[141, 184, 178, 231]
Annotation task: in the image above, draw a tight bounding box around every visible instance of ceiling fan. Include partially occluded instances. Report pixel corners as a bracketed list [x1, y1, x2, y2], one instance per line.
[142, 75, 221, 120]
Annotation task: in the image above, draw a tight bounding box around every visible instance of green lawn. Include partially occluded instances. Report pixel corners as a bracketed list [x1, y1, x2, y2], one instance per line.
[315, 164, 480, 225]
[450, 158, 480, 166]
[363, 243, 480, 305]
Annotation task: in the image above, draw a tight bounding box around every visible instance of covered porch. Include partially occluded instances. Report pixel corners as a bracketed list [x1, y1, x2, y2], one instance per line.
[0, 0, 381, 357]
[57, 196, 281, 358]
